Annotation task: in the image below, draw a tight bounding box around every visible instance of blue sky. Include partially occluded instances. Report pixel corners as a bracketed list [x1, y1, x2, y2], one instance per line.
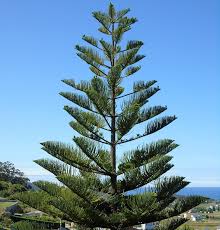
[0, 0, 219, 187]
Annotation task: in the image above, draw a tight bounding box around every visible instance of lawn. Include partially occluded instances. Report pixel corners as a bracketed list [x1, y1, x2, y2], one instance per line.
[0, 202, 15, 211]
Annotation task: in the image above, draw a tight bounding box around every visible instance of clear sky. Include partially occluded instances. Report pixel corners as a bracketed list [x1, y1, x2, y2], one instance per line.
[0, 0, 219, 187]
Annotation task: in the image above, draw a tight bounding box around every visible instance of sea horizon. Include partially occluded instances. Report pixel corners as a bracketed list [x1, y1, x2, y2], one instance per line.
[177, 187, 220, 200]
[126, 187, 220, 201]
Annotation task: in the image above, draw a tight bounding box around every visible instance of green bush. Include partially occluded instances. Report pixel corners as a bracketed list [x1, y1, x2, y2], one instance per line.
[11, 221, 46, 230]
[178, 225, 194, 230]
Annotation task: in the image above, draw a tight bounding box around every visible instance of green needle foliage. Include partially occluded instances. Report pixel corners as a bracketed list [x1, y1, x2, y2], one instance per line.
[15, 4, 206, 230]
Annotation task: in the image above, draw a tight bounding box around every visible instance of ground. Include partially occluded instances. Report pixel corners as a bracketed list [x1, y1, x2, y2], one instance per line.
[0, 201, 15, 229]
[181, 200, 220, 230]
[0, 201, 16, 216]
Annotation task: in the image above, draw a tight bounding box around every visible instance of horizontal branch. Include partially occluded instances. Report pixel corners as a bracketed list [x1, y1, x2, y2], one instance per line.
[115, 80, 157, 99]
[70, 121, 111, 145]
[117, 116, 177, 144]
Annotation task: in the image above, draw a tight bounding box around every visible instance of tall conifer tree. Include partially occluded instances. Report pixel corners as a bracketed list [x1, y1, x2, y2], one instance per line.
[16, 4, 206, 229]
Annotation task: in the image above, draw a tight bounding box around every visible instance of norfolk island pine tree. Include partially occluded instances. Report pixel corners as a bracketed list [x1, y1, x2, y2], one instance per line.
[15, 3, 207, 230]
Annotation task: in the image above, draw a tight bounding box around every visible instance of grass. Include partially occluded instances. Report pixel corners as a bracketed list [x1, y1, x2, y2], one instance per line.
[0, 202, 15, 208]
[0, 201, 16, 214]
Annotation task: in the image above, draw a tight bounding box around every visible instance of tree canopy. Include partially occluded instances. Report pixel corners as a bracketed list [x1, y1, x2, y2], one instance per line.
[0, 161, 29, 198]
[0, 161, 29, 186]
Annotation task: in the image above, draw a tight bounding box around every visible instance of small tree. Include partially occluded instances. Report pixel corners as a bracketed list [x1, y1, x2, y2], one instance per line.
[0, 161, 29, 198]
[0, 161, 29, 186]
[15, 4, 206, 229]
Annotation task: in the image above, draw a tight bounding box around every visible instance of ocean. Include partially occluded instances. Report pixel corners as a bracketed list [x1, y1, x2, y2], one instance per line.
[129, 187, 220, 200]
[177, 187, 220, 200]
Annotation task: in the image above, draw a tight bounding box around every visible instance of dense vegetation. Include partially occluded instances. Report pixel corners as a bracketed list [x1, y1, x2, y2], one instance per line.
[0, 161, 29, 198]
[0, 161, 29, 186]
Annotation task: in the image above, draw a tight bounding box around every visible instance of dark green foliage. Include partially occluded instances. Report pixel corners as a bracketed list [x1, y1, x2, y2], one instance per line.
[0, 161, 29, 186]
[0, 181, 27, 198]
[11, 218, 64, 230]
[15, 3, 206, 230]
[154, 217, 187, 230]
[11, 221, 45, 230]
[0, 162, 29, 198]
